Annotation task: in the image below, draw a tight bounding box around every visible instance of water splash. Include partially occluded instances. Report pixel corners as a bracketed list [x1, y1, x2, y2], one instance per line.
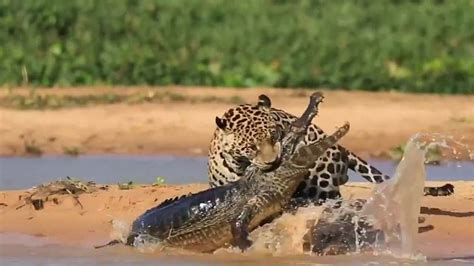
[110, 219, 131, 243]
[361, 133, 470, 259]
[362, 134, 426, 258]
[249, 206, 325, 255]
[214, 205, 325, 255]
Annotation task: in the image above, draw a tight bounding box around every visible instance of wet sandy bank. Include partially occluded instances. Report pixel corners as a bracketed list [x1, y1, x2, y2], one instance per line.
[0, 181, 473, 259]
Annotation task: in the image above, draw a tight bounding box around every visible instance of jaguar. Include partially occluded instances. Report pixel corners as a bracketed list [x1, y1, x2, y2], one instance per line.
[207, 93, 454, 202]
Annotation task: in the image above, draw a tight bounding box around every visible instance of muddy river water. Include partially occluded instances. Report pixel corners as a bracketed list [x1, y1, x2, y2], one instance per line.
[0, 156, 472, 190]
[1, 134, 473, 265]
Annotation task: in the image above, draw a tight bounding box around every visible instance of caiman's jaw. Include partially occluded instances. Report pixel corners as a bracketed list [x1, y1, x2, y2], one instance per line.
[252, 91, 326, 172]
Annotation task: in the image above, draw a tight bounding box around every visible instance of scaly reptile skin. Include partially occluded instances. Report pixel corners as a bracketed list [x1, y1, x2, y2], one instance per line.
[97, 92, 349, 253]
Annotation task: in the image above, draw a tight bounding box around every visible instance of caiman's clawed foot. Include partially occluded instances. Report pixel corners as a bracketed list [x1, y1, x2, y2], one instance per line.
[232, 237, 253, 252]
[424, 183, 454, 196]
[231, 221, 253, 251]
[231, 203, 257, 252]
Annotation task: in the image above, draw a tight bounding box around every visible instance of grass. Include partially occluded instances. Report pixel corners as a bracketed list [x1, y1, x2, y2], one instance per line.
[117, 181, 135, 190]
[450, 116, 474, 124]
[0, 90, 247, 110]
[388, 144, 443, 165]
[63, 146, 81, 156]
[24, 140, 43, 156]
[2, 1, 474, 93]
[152, 176, 166, 186]
[117, 176, 167, 190]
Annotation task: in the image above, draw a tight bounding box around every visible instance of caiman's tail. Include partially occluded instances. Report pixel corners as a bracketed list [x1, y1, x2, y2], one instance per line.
[94, 239, 122, 249]
[94, 234, 137, 249]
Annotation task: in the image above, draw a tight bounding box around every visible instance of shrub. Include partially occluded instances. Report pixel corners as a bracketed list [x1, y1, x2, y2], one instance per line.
[1, 0, 473, 93]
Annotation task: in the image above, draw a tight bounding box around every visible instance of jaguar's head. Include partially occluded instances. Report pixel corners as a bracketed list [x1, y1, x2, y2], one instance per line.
[214, 95, 284, 174]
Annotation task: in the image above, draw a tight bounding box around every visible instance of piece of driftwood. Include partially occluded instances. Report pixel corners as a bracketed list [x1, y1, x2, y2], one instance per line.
[19, 177, 107, 210]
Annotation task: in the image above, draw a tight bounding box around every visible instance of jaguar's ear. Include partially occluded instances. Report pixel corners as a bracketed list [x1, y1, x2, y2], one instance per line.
[215, 116, 227, 130]
[257, 94, 271, 110]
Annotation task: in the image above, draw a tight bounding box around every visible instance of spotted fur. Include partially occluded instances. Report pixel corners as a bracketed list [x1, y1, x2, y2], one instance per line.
[208, 94, 454, 202]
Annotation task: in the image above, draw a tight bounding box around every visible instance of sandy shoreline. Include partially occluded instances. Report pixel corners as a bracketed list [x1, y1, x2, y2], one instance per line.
[1, 87, 473, 159]
[0, 181, 473, 258]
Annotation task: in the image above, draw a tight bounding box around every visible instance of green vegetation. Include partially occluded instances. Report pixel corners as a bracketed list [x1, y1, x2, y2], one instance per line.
[450, 116, 474, 124]
[24, 139, 43, 156]
[118, 181, 135, 190]
[0, 90, 245, 110]
[152, 176, 166, 186]
[116, 176, 167, 189]
[1, 0, 473, 93]
[389, 144, 443, 165]
[63, 146, 81, 156]
[2, 93, 122, 109]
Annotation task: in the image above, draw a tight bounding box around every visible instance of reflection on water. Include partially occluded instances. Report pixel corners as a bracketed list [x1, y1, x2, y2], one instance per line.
[1, 155, 473, 190]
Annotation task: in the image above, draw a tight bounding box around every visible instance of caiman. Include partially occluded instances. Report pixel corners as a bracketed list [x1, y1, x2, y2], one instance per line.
[96, 92, 351, 253]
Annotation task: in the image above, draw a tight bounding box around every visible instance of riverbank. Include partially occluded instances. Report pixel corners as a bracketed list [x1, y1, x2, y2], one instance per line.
[1, 87, 473, 159]
[0, 181, 473, 259]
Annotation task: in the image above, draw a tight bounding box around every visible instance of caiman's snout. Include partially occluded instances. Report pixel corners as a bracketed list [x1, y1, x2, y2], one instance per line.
[311, 91, 324, 104]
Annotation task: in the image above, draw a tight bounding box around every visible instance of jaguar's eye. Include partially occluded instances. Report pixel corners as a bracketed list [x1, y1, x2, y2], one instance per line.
[249, 144, 258, 151]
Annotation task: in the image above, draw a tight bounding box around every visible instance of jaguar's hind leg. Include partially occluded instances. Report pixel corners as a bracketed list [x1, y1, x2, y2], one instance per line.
[291, 146, 349, 204]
